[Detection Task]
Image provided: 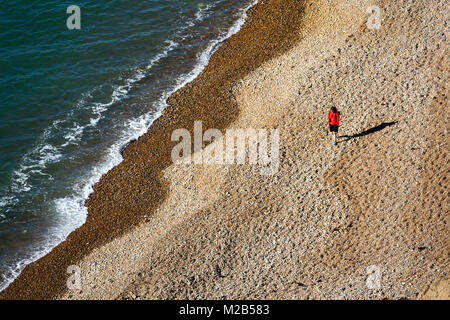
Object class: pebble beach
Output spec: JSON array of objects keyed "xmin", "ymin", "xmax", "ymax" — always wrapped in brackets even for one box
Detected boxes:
[{"xmin": 1, "ymin": 0, "xmax": 448, "ymax": 300}]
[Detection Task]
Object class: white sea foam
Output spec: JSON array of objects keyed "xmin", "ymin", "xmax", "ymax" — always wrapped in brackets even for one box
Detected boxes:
[
  {"xmin": 0, "ymin": 196, "xmax": 17, "ymax": 213},
  {"xmin": 195, "ymin": 3, "xmax": 214, "ymax": 21},
  {"xmin": 0, "ymin": 0, "xmax": 259, "ymax": 293}
]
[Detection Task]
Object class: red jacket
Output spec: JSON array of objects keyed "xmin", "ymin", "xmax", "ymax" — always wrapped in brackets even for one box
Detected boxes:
[{"xmin": 328, "ymin": 110, "xmax": 340, "ymax": 126}]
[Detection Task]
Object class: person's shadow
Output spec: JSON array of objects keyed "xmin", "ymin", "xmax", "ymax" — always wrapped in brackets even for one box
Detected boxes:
[{"xmin": 338, "ymin": 121, "xmax": 398, "ymax": 142}]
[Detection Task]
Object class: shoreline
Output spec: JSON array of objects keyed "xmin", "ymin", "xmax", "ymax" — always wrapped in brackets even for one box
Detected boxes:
[
  {"xmin": 2, "ymin": 0, "xmax": 448, "ymax": 300},
  {"xmin": 0, "ymin": 0, "xmax": 314, "ymax": 300},
  {"xmin": 0, "ymin": 0, "xmax": 258, "ymax": 294},
  {"xmin": 66, "ymin": 0, "xmax": 447, "ymax": 300}
]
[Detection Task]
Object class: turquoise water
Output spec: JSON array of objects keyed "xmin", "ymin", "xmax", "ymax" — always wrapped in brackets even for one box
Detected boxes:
[{"xmin": 0, "ymin": 0, "xmax": 256, "ymax": 291}]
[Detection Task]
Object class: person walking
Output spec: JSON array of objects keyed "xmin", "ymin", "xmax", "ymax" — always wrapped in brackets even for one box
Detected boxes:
[{"xmin": 328, "ymin": 107, "xmax": 340, "ymax": 145}]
